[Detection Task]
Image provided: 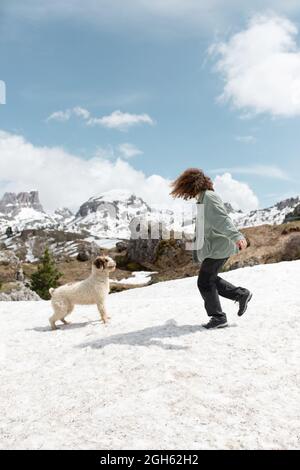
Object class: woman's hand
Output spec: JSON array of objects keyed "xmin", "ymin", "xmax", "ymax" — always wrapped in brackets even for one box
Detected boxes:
[{"xmin": 236, "ymin": 238, "xmax": 247, "ymax": 251}]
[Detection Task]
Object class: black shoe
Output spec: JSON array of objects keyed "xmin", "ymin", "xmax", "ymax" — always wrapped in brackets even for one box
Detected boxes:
[
  {"xmin": 203, "ymin": 316, "xmax": 228, "ymax": 329},
  {"xmin": 237, "ymin": 291, "xmax": 252, "ymax": 317}
]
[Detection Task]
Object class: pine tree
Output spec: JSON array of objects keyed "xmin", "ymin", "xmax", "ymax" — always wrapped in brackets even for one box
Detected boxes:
[
  {"xmin": 6, "ymin": 226, "xmax": 13, "ymax": 238},
  {"xmin": 31, "ymin": 248, "xmax": 62, "ymax": 300}
]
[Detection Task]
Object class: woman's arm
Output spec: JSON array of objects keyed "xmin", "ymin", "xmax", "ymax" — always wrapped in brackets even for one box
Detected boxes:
[{"xmin": 206, "ymin": 191, "xmax": 245, "ymax": 243}]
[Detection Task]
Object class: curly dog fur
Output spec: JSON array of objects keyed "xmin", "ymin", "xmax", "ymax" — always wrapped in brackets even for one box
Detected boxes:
[{"xmin": 49, "ymin": 255, "xmax": 116, "ymax": 330}]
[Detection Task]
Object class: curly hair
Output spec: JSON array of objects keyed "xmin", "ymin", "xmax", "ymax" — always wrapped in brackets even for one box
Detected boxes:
[{"xmin": 170, "ymin": 168, "xmax": 214, "ymax": 200}]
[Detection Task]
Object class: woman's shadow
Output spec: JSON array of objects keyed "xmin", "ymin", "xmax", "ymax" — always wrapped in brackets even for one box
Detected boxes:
[{"xmin": 77, "ymin": 319, "xmax": 205, "ymax": 351}]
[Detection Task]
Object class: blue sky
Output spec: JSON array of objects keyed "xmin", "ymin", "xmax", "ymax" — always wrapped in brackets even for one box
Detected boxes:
[{"xmin": 0, "ymin": 1, "xmax": 300, "ymax": 211}]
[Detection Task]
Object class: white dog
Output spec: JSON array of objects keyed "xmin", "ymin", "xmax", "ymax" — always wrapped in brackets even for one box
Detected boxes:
[{"xmin": 49, "ymin": 255, "xmax": 116, "ymax": 330}]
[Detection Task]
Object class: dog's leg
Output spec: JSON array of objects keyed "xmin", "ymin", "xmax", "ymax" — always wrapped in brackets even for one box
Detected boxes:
[
  {"xmin": 97, "ymin": 302, "xmax": 109, "ymax": 324},
  {"xmin": 49, "ymin": 316, "xmax": 58, "ymax": 330},
  {"xmin": 61, "ymin": 304, "xmax": 74, "ymax": 325},
  {"xmin": 49, "ymin": 300, "xmax": 69, "ymax": 330}
]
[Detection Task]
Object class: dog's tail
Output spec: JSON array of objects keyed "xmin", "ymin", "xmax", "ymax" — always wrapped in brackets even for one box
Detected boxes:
[{"xmin": 49, "ymin": 287, "xmax": 55, "ymax": 297}]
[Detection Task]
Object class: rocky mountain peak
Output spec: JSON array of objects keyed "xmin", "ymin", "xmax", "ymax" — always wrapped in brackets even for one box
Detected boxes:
[
  {"xmin": 224, "ymin": 202, "xmax": 235, "ymax": 214},
  {"xmin": 54, "ymin": 207, "xmax": 74, "ymax": 219},
  {"xmin": 76, "ymin": 190, "xmax": 151, "ymax": 218},
  {"xmin": 0, "ymin": 190, "xmax": 44, "ymax": 216},
  {"xmin": 0, "ymin": 188, "xmax": 299, "ymax": 242},
  {"xmin": 275, "ymin": 196, "xmax": 300, "ymax": 211}
]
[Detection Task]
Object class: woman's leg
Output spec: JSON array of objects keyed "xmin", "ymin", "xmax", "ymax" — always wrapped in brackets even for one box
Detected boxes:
[
  {"xmin": 215, "ymin": 276, "xmax": 248, "ymax": 301},
  {"xmin": 216, "ymin": 275, "xmax": 252, "ymax": 316},
  {"xmin": 197, "ymin": 257, "xmax": 228, "ymax": 318}
]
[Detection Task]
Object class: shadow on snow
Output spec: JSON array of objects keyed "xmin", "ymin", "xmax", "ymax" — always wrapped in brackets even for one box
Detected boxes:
[{"xmin": 77, "ymin": 319, "xmax": 205, "ymax": 351}]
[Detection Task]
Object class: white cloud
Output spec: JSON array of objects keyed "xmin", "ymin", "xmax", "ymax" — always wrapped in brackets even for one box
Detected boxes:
[
  {"xmin": 47, "ymin": 107, "xmax": 90, "ymax": 123},
  {"xmin": 46, "ymin": 107, "xmax": 154, "ymax": 131},
  {"xmin": 73, "ymin": 106, "xmax": 90, "ymax": 119},
  {"xmin": 47, "ymin": 110, "xmax": 71, "ymax": 122},
  {"xmin": 118, "ymin": 143, "xmax": 143, "ymax": 158},
  {"xmin": 235, "ymin": 135, "xmax": 256, "ymax": 144},
  {"xmin": 210, "ymin": 165, "xmax": 290, "ymax": 180},
  {"xmin": 87, "ymin": 110, "xmax": 154, "ymax": 130},
  {"xmin": 0, "ymin": 130, "xmax": 169, "ymax": 211},
  {"xmin": 210, "ymin": 14, "xmax": 300, "ymax": 117},
  {"xmin": 0, "ymin": 130, "xmax": 258, "ymax": 213},
  {"xmin": 213, "ymin": 173, "xmax": 259, "ymax": 211}
]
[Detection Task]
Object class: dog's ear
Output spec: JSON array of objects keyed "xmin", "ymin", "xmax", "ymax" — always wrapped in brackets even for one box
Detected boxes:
[{"xmin": 94, "ymin": 257, "xmax": 105, "ymax": 270}]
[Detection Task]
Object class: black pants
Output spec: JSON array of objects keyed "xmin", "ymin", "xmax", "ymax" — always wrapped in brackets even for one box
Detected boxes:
[{"xmin": 197, "ymin": 258, "xmax": 247, "ymax": 318}]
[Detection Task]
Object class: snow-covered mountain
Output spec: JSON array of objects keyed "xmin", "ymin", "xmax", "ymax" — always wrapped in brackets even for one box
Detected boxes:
[
  {"xmin": 53, "ymin": 207, "xmax": 74, "ymax": 221},
  {"xmin": 0, "ymin": 191, "xmax": 50, "ymax": 229},
  {"xmin": 71, "ymin": 189, "xmax": 152, "ymax": 239},
  {"xmin": 230, "ymin": 196, "xmax": 300, "ymax": 228},
  {"xmin": 0, "ymin": 190, "xmax": 299, "ymax": 242},
  {"xmin": 1, "ymin": 260, "xmax": 299, "ymax": 449},
  {"xmin": 0, "ymin": 190, "xmax": 44, "ymax": 215},
  {"xmin": 0, "ymin": 191, "xmax": 65, "ymax": 232}
]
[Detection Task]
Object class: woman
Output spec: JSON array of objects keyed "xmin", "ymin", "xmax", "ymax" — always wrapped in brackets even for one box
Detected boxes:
[{"xmin": 170, "ymin": 168, "xmax": 252, "ymax": 329}]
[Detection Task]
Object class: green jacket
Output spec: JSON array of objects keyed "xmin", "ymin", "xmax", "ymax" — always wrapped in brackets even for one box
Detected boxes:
[{"xmin": 194, "ymin": 190, "xmax": 244, "ymax": 263}]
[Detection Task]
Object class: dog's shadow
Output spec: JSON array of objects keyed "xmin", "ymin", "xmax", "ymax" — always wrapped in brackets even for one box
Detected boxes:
[
  {"xmin": 77, "ymin": 319, "xmax": 205, "ymax": 351},
  {"xmin": 30, "ymin": 320, "xmax": 99, "ymax": 333}
]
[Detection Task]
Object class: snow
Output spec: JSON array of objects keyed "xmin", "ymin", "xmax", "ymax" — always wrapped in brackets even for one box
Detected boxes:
[
  {"xmin": 232, "ymin": 198, "xmax": 300, "ymax": 228},
  {"xmin": 1, "ymin": 191, "xmax": 299, "ymax": 241},
  {"xmin": 13, "ymin": 207, "xmax": 47, "ymax": 221},
  {"xmin": 0, "ymin": 260, "xmax": 299, "ymax": 450},
  {"xmin": 24, "ymin": 239, "xmax": 37, "ymax": 263},
  {"xmin": 84, "ymin": 237, "xmax": 120, "ymax": 249},
  {"xmin": 113, "ymin": 271, "xmax": 157, "ymax": 286}
]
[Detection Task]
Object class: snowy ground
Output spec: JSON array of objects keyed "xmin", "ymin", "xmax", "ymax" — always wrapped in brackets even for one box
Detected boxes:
[
  {"xmin": 84, "ymin": 237, "xmax": 121, "ymax": 250},
  {"xmin": 0, "ymin": 261, "xmax": 299, "ymax": 450},
  {"xmin": 113, "ymin": 271, "xmax": 157, "ymax": 286}
]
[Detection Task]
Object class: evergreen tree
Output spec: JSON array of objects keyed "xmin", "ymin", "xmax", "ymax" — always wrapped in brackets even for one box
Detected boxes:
[
  {"xmin": 31, "ymin": 248, "xmax": 62, "ymax": 300},
  {"xmin": 6, "ymin": 226, "xmax": 13, "ymax": 238}
]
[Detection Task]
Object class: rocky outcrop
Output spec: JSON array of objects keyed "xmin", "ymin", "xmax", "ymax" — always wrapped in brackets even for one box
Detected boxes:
[
  {"xmin": 0, "ymin": 249, "xmax": 20, "ymax": 266},
  {"xmin": 281, "ymin": 233, "xmax": 300, "ymax": 261},
  {"xmin": 127, "ymin": 237, "xmax": 161, "ymax": 266},
  {"xmin": 12, "ymin": 229, "xmax": 90, "ymax": 262},
  {"xmin": 224, "ymin": 222, "xmax": 300, "ymax": 271},
  {"xmin": 115, "ymin": 240, "xmax": 129, "ymax": 252},
  {"xmin": 0, "ymin": 249, "xmax": 22, "ymax": 284},
  {"xmin": 123, "ymin": 220, "xmax": 300, "ymax": 283},
  {"xmin": 127, "ymin": 220, "xmax": 193, "ymax": 269},
  {"xmin": 76, "ymin": 241, "xmax": 100, "ymax": 262},
  {"xmin": 0, "ymin": 283, "xmax": 41, "ymax": 301}
]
